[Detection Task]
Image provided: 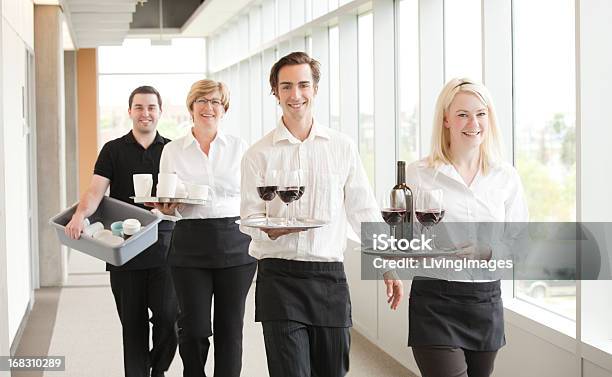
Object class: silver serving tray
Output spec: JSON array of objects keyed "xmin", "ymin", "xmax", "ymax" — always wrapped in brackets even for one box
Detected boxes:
[
  {"xmin": 131, "ymin": 196, "xmax": 209, "ymax": 205},
  {"xmin": 236, "ymin": 217, "xmax": 328, "ymax": 230},
  {"xmin": 359, "ymin": 246, "xmax": 460, "ymax": 258}
]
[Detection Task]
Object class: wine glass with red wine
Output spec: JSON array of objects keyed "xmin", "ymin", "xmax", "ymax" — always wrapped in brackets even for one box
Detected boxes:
[
  {"xmin": 276, "ymin": 170, "xmax": 304, "ymax": 226},
  {"xmin": 256, "ymin": 170, "xmax": 279, "ymax": 225},
  {"xmin": 415, "ymin": 189, "xmax": 445, "ymax": 249},
  {"xmin": 379, "ymin": 194, "xmax": 406, "ymax": 245}
]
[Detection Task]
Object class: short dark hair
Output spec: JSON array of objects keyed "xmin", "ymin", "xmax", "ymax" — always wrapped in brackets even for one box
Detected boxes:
[
  {"xmin": 128, "ymin": 86, "xmax": 162, "ymax": 111},
  {"xmin": 269, "ymin": 52, "xmax": 321, "ymax": 96}
]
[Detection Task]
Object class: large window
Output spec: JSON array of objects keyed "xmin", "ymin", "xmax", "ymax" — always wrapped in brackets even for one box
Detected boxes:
[
  {"xmin": 358, "ymin": 13, "xmax": 375, "ymax": 186},
  {"xmin": 305, "ymin": 35, "xmax": 313, "ymax": 55},
  {"xmin": 513, "ymin": 0, "xmax": 576, "ymax": 320},
  {"xmin": 98, "ymin": 38, "xmax": 206, "ymax": 146},
  {"xmin": 397, "ymin": 0, "xmax": 419, "ymax": 163},
  {"xmin": 329, "ymin": 26, "xmax": 340, "ymax": 130},
  {"xmin": 444, "ymin": 0, "xmax": 482, "ymax": 81}
]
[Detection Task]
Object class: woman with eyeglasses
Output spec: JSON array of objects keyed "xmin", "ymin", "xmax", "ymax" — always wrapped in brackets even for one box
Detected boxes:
[
  {"xmin": 404, "ymin": 78, "xmax": 528, "ymax": 377},
  {"xmin": 154, "ymin": 79, "xmax": 256, "ymax": 377}
]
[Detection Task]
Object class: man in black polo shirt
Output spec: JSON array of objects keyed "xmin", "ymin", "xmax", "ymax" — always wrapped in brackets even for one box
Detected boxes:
[{"xmin": 65, "ymin": 86, "xmax": 178, "ymax": 377}]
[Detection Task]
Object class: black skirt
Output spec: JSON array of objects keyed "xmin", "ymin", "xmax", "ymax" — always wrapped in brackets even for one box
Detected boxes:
[
  {"xmin": 255, "ymin": 258, "xmax": 352, "ymax": 328},
  {"xmin": 408, "ymin": 277, "xmax": 505, "ymax": 351},
  {"xmin": 169, "ymin": 217, "xmax": 255, "ymax": 268}
]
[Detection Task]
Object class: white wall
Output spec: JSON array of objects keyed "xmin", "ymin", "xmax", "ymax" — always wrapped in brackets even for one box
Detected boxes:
[
  {"xmin": 579, "ymin": 0, "xmax": 612, "ymax": 223},
  {"xmin": 578, "ymin": 0, "xmax": 612, "ymax": 367},
  {"xmin": 0, "ymin": 0, "xmax": 9, "ymax": 361},
  {"xmin": 496, "ymin": 323, "xmax": 577, "ymax": 377},
  {"xmin": 585, "ymin": 361, "xmax": 612, "ymax": 377},
  {"xmin": 1, "ymin": 0, "xmax": 34, "ymax": 350}
]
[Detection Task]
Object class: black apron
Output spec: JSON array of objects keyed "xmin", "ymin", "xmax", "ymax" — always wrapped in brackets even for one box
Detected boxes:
[
  {"xmin": 255, "ymin": 258, "xmax": 352, "ymax": 328},
  {"xmin": 408, "ymin": 277, "xmax": 505, "ymax": 352},
  {"xmin": 169, "ymin": 217, "xmax": 255, "ymax": 268}
]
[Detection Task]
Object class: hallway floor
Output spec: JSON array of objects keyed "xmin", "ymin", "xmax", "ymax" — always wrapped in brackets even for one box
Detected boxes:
[{"xmin": 14, "ymin": 251, "xmax": 415, "ymax": 377}]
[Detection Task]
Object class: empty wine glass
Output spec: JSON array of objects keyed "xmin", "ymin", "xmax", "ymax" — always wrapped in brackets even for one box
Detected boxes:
[
  {"xmin": 256, "ymin": 170, "xmax": 279, "ymax": 225},
  {"xmin": 415, "ymin": 189, "xmax": 445, "ymax": 250},
  {"xmin": 379, "ymin": 193, "xmax": 406, "ymax": 245}
]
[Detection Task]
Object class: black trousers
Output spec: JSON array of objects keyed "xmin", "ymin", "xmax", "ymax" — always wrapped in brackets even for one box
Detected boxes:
[
  {"xmin": 262, "ymin": 320, "xmax": 351, "ymax": 377},
  {"xmin": 110, "ymin": 266, "xmax": 179, "ymax": 377},
  {"xmin": 171, "ymin": 262, "xmax": 256, "ymax": 377},
  {"xmin": 412, "ymin": 346, "xmax": 498, "ymax": 377}
]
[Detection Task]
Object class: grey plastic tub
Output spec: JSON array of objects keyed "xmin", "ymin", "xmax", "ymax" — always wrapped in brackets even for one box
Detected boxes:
[{"xmin": 49, "ymin": 196, "xmax": 162, "ymax": 266}]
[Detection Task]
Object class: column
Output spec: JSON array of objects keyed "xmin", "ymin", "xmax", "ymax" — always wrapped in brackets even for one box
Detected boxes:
[
  {"xmin": 76, "ymin": 49, "xmax": 98, "ymax": 196},
  {"xmin": 64, "ymin": 51, "xmax": 79, "ymax": 206},
  {"xmin": 34, "ymin": 5, "xmax": 67, "ymax": 286}
]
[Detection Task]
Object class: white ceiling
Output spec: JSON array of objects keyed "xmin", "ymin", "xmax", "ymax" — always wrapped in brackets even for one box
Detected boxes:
[
  {"xmin": 62, "ymin": 0, "xmax": 143, "ymax": 48},
  {"xmin": 180, "ymin": 0, "xmax": 254, "ymax": 37},
  {"xmin": 61, "ymin": 0, "xmax": 252, "ymax": 48}
]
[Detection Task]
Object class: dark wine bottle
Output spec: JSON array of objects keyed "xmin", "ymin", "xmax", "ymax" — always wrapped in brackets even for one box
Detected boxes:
[{"xmin": 390, "ymin": 161, "xmax": 413, "ymax": 240}]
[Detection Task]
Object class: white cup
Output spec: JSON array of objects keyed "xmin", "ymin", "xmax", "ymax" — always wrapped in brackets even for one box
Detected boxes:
[
  {"xmin": 123, "ymin": 218, "xmax": 142, "ymax": 238},
  {"xmin": 93, "ymin": 229, "xmax": 112, "ymax": 240},
  {"xmin": 157, "ymin": 173, "xmax": 178, "ymax": 198},
  {"xmin": 185, "ymin": 183, "xmax": 213, "ymax": 200},
  {"xmin": 98, "ymin": 234, "xmax": 124, "ymax": 247},
  {"xmin": 133, "ymin": 174, "xmax": 153, "ymax": 197},
  {"xmin": 83, "ymin": 222, "xmax": 104, "ymax": 237}
]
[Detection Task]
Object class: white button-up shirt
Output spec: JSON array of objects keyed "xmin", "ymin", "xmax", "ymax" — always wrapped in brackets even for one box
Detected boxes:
[
  {"xmin": 405, "ymin": 159, "xmax": 529, "ymax": 223},
  {"xmin": 240, "ymin": 119, "xmax": 381, "ymax": 262},
  {"xmin": 160, "ymin": 128, "xmax": 247, "ymax": 219},
  {"xmin": 405, "ymin": 158, "xmax": 529, "ymax": 281}
]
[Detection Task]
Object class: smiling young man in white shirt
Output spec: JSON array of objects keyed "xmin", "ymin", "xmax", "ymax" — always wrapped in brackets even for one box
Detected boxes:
[{"xmin": 240, "ymin": 52, "xmax": 403, "ymax": 377}]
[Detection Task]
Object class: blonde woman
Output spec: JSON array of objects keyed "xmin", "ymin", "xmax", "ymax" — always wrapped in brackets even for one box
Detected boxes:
[
  {"xmin": 156, "ymin": 79, "xmax": 256, "ymax": 377},
  {"xmin": 405, "ymin": 78, "xmax": 528, "ymax": 377}
]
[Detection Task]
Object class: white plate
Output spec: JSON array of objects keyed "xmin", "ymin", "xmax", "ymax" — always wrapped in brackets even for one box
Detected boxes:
[
  {"xmin": 236, "ymin": 217, "xmax": 328, "ymax": 230},
  {"xmin": 359, "ymin": 246, "xmax": 460, "ymax": 258},
  {"xmin": 131, "ymin": 196, "xmax": 209, "ymax": 205}
]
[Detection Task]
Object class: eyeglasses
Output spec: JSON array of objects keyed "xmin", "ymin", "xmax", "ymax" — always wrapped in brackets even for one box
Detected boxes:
[{"xmin": 194, "ymin": 98, "xmax": 223, "ymax": 107}]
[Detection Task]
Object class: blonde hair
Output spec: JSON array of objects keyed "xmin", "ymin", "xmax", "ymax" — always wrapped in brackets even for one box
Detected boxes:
[
  {"xmin": 428, "ymin": 78, "xmax": 504, "ymax": 175},
  {"xmin": 186, "ymin": 79, "xmax": 230, "ymax": 112}
]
